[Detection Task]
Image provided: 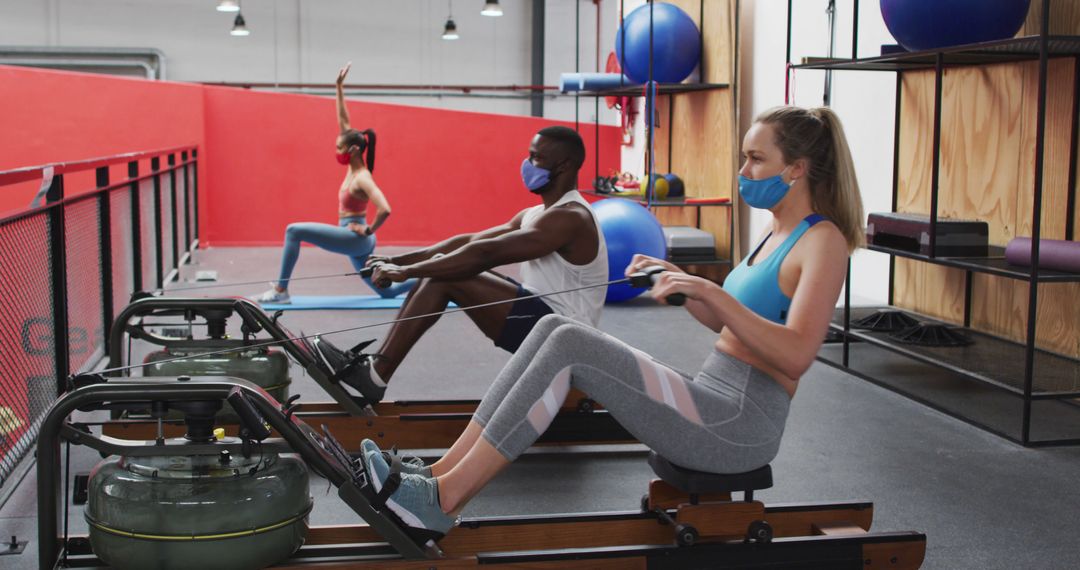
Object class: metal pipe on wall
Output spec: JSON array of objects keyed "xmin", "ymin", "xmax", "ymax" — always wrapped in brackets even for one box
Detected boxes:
[
  {"xmin": 0, "ymin": 46, "xmax": 167, "ymax": 79},
  {"xmin": 532, "ymin": 0, "xmax": 546, "ymax": 117}
]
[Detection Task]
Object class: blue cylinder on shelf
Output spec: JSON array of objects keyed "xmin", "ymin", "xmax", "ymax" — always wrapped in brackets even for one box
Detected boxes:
[{"xmin": 559, "ymin": 73, "xmax": 638, "ymax": 93}]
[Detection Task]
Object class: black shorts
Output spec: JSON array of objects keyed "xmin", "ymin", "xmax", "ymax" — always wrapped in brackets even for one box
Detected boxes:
[{"xmin": 494, "ymin": 280, "xmax": 555, "ymax": 352}]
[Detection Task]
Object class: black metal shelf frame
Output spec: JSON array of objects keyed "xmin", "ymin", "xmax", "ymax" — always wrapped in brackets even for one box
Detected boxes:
[
  {"xmin": 573, "ymin": 82, "xmax": 730, "ymax": 98},
  {"xmin": 865, "ymin": 245, "xmax": 1080, "ymax": 283},
  {"xmin": 828, "ymin": 307, "xmax": 1080, "ymax": 399},
  {"xmin": 788, "ymin": 0, "xmax": 1080, "ymax": 446},
  {"xmin": 569, "ymin": 0, "xmax": 739, "ymax": 273}
]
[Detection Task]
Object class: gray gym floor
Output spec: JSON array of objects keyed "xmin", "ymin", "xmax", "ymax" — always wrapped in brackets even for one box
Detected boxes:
[{"xmin": 3, "ymin": 246, "xmax": 1079, "ymax": 569}]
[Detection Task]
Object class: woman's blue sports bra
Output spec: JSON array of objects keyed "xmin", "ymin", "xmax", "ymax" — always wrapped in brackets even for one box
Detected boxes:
[{"xmin": 722, "ymin": 214, "xmax": 826, "ymax": 324}]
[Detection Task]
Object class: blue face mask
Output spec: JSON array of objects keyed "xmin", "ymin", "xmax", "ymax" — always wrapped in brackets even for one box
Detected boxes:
[
  {"xmin": 521, "ymin": 158, "xmax": 551, "ymax": 193},
  {"xmin": 738, "ymin": 168, "xmax": 792, "ymax": 209}
]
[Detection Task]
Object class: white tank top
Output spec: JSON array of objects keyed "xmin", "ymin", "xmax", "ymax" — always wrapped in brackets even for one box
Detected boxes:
[{"xmin": 520, "ymin": 190, "xmax": 608, "ymax": 326}]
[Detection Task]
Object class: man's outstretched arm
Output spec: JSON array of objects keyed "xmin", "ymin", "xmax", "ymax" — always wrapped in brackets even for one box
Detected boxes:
[
  {"xmin": 375, "ymin": 210, "xmax": 528, "ymax": 267},
  {"xmin": 380, "ymin": 208, "xmax": 586, "ymax": 282}
]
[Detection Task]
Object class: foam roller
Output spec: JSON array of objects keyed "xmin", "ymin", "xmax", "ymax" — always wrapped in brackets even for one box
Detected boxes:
[
  {"xmin": 1004, "ymin": 237, "xmax": 1080, "ymax": 273},
  {"xmin": 559, "ymin": 73, "xmax": 583, "ymax": 93},
  {"xmin": 558, "ymin": 73, "xmax": 637, "ymax": 93}
]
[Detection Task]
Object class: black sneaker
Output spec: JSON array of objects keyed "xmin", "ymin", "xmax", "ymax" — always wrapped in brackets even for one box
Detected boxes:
[{"xmin": 313, "ymin": 337, "xmax": 387, "ymax": 403}]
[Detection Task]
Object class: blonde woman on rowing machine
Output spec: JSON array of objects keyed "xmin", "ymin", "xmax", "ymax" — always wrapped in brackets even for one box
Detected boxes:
[{"xmin": 358, "ymin": 105, "xmax": 865, "ymax": 543}]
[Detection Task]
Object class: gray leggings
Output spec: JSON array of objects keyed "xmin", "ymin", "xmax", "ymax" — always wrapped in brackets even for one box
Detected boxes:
[{"xmin": 474, "ymin": 314, "xmax": 791, "ymax": 474}]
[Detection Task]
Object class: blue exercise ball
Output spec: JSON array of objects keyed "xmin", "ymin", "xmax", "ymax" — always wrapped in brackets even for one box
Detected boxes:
[
  {"xmin": 880, "ymin": 0, "xmax": 1030, "ymax": 52},
  {"xmin": 593, "ymin": 198, "xmax": 668, "ymax": 303},
  {"xmin": 615, "ymin": 2, "xmax": 701, "ymax": 84}
]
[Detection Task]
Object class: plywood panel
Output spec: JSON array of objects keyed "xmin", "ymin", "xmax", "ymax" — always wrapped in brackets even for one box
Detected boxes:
[
  {"xmin": 970, "ymin": 277, "xmax": 1080, "ymax": 357},
  {"xmin": 652, "ymin": 206, "xmax": 697, "ymax": 227},
  {"xmin": 667, "ymin": 86, "xmax": 735, "ymax": 269},
  {"xmin": 896, "ymin": 71, "xmax": 934, "ymax": 214},
  {"xmin": 652, "ymin": 95, "xmax": 672, "ymax": 174},
  {"xmin": 671, "ymin": 90, "xmax": 734, "ymax": 200},
  {"xmin": 649, "ymin": 0, "xmax": 737, "ymax": 274},
  {"xmin": 939, "ymin": 65, "xmax": 1025, "ymax": 245},
  {"xmin": 895, "ymin": 54, "xmax": 1080, "ymax": 357},
  {"xmin": 664, "ymin": 0, "xmax": 733, "ymax": 84},
  {"xmin": 651, "ymin": 205, "xmax": 733, "ymax": 282},
  {"xmin": 892, "ymin": 259, "xmax": 965, "ymax": 323},
  {"xmin": 1021, "ymin": 1, "xmax": 1080, "ymax": 35},
  {"xmin": 896, "ymin": 64, "xmax": 1027, "ymax": 239},
  {"xmin": 1015, "ymin": 58, "xmax": 1075, "ymax": 241}
]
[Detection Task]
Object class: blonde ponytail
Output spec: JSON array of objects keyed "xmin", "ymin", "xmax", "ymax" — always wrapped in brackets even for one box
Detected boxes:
[
  {"xmin": 755, "ymin": 106, "xmax": 866, "ymax": 252},
  {"xmin": 808, "ymin": 107, "xmax": 865, "ymax": 250}
]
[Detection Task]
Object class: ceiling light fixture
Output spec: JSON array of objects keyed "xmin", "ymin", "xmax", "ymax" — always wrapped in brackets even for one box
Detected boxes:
[
  {"xmin": 481, "ymin": 0, "xmax": 503, "ymax": 17},
  {"xmin": 216, "ymin": 0, "xmax": 239, "ymax": 13},
  {"xmin": 231, "ymin": 13, "xmax": 250, "ymax": 36},
  {"xmin": 442, "ymin": 1, "xmax": 459, "ymax": 40}
]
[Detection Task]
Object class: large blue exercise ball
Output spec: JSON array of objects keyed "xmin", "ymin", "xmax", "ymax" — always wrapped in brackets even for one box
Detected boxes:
[
  {"xmin": 615, "ymin": 2, "xmax": 702, "ymax": 84},
  {"xmin": 880, "ymin": 0, "xmax": 1031, "ymax": 52},
  {"xmin": 593, "ymin": 198, "xmax": 668, "ymax": 303}
]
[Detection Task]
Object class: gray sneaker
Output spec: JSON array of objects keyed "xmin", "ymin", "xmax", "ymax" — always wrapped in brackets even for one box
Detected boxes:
[
  {"xmin": 362, "ymin": 448, "xmax": 455, "ymax": 539},
  {"xmin": 360, "ymin": 439, "xmax": 431, "ymax": 477}
]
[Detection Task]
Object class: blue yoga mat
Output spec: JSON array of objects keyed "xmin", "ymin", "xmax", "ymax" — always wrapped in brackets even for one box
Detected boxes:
[{"xmin": 260, "ymin": 295, "xmax": 458, "ymax": 311}]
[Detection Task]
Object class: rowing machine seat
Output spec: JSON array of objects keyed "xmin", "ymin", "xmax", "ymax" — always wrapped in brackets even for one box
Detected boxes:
[{"xmin": 648, "ymin": 452, "xmax": 772, "ymax": 501}]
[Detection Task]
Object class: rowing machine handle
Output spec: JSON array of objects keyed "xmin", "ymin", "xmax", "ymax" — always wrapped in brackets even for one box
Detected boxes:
[{"xmin": 629, "ymin": 266, "xmax": 687, "ymax": 307}]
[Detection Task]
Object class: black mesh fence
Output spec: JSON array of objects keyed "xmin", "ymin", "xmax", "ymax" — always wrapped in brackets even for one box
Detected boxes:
[
  {"xmin": 160, "ymin": 169, "xmax": 175, "ymax": 274},
  {"xmin": 0, "ymin": 147, "xmax": 198, "ymax": 489},
  {"xmin": 110, "ymin": 187, "xmax": 134, "ymax": 321},
  {"xmin": 176, "ymin": 161, "xmax": 189, "ymax": 255},
  {"xmin": 64, "ymin": 198, "xmax": 104, "ymax": 374},
  {"xmin": 139, "ymin": 178, "xmax": 158, "ymax": 290},
  {"xmin": 0, "ymin": 214, "xmax": 56, "ymax": 488}
]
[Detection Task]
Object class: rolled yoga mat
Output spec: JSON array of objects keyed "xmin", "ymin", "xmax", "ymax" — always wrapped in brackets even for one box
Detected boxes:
[
  {"xmin": 558, "ymin": 72, "xmax": 637, "ymax": 92},
  {"xmin": 1004, "ymin": 237, "xmax": 1080, "ymax": 273}
]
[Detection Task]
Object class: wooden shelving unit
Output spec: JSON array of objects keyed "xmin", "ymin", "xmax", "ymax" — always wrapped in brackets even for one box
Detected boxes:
[{"xmin": 792, "ymin": 0, "xmax": 1080, "ymax": 446}]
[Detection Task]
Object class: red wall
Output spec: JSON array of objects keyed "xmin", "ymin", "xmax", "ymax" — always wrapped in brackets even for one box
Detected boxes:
[
  {"xmin": 201, "ymin": 87, "xmax": 621, "ymax": 246},
  {"xmin": 0, "ymin": 65, "xmax": 205, "ymax": 216},
  {"xmin": 1, "ymin": 65, "xmax": 621, "ymax": 246}
]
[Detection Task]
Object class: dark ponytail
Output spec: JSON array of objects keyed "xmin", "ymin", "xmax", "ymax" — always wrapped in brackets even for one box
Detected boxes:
[
  {"xmin": 340, "ymin": 128, "xmax": 376, "ymax": 172},
  {"xmin": 362, "ymin": 129, "xmax": 376, "ymax": 172}
]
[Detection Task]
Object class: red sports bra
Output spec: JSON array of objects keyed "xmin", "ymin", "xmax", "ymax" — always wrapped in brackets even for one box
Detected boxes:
[{"xmin": 339, "ymin": 186, "xmax": 369, "ymax": 215}]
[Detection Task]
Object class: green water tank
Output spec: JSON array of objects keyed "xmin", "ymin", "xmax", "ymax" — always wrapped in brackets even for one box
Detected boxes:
[
  {"xmin": 143, "ymin": 347, "xmax": 291, "ymax": 406},
  {"xmin": 86, "ymin": 445, "xmax": 311, "ymax": 570}
]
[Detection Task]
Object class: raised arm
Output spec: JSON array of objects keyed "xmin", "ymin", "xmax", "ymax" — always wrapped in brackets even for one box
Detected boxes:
[{"xmin": 336, "ymin": 62, "xmax": 352, "ymax": 133}]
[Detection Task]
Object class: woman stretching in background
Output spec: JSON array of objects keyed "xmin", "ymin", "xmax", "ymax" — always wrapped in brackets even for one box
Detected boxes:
[{"xmin": 256, "ymin": 62, "xmax": 415, "ymax": 303}]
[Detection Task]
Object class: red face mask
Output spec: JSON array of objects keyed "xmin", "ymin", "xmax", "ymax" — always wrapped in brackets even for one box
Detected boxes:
[{"xmin": 336, "ymin": 150, "xmax": 352, "ymax": 165}]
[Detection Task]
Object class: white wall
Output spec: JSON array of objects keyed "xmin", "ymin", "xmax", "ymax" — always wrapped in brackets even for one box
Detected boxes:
[
  {"xmin": 741, "ymin": 0, "xmax": 895, "ymax": 305},
  {"xmin": 0, "ymin": 0, "xmax": 620, "ymax": 123},
  {"xmin": 544, "ymin": 0, "xmax": 620, "ymax": 124}
]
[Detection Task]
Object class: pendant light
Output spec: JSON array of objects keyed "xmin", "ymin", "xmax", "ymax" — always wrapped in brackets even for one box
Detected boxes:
[
  {"xmin": 481, "ymin": 1, "xmax": 503, "ymax": 17},
  {"xmin": 442, "ymin": 1, "xmax": 460, "ymax": 40}
]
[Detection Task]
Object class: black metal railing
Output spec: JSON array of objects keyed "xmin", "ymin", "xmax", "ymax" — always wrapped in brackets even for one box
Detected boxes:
[{"xmin": 0, "ymin": 145, "xmax": 198, "ymax": 488}]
